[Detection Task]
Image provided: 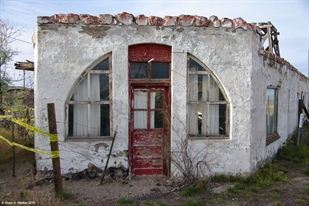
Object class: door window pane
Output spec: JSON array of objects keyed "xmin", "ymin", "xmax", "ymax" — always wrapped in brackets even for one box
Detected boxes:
[
  {"xmin": 134, "ymin": 111, "xmax": 147, "ymax": 129},
  {"xmin": 150, "ymin": 90, "xmax": 163, "ymax": 109},
  {"xmin": 151, "ymin": 63, "xmax": 169, "ymax": 79},
  {"xmin": 150, "ymin": 111, "xmax": 164, "ymax": 128},
  {"xmin": 134, "ymin": 90, "xmax": 147, "ymax": 109},
  {"xmin": 130, "ymin": 62, "xmax": 148, "ymax": 78}
]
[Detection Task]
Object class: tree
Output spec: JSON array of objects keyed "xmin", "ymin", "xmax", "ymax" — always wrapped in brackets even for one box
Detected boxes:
[{"xmin": 0, "ymin": 17, "xmax": 21, "ymax": 114}]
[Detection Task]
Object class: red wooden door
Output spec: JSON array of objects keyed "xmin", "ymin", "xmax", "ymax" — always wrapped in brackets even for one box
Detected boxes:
[{"xmin": 130, "ymin": 86, "xmax": 170, "ymax": 176}]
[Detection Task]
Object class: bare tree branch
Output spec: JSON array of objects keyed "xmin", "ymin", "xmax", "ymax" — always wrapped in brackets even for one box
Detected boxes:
[
  {"xmin": 0, "ymin": 17, "xmax": 22, "ymax": 114},
  {"xmin": 0, "ymin": 17, "xmax": 21, "ymax": 68}
]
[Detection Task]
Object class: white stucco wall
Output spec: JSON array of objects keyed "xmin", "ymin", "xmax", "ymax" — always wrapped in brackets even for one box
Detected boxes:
[
  {"xmin": 250, "ymin": 35, "xmax": 308, "ymax": 172},
  {"xmin": 35, "ymin": 19, "xmax": 308, "ymax": 177}
]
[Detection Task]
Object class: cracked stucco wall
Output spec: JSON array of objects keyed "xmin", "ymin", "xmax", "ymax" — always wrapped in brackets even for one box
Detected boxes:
[{"xmin": 34, "ymin": 14, "xmax": 308, "ymax": 177}]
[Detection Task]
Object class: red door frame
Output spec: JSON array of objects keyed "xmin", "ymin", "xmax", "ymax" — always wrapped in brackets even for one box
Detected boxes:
[
  {"xmin": 128, "ymin": 44, "xmax": 171, "ymax": 176},
  {"xmin": 129, "ymin": 85, "xmax": 170, "ymax": 176}
]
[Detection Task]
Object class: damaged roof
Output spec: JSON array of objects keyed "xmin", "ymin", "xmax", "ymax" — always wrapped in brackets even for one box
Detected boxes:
[
  {"xmin": 37, "ymin": 12, "xmax": 257, "ymax": 31},
  {"xmin": 36, "ymin": 12, "xmax": 306, "ymax": 79}
]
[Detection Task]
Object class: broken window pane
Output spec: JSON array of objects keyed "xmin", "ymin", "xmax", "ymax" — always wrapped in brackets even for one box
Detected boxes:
[
  {"xmin": 100, "ymin": 104, "xmax": 110, "ymax": 136},
  {"xmin": 68, "ymin": 104, "xmax": 74, "ymax": 136},
  {"xmin": 130, "ymin": 62, "xmax": 148, "ymax": 79},
  {"xmin": 219, "ymin": 105, "xmax": 226, "ymax": 135}
]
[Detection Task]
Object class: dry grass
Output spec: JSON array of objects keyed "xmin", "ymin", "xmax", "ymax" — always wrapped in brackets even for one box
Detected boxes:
[
  {"xmin": 3, "ymin": 186, "xmax": 61, "ymax": 206},
  {"xmin": 1, "ymin": 160, "xmax": 61, "ymax": 206},
  {"xmin": 0, "ymin": 127, "xmax": 33, "ymax": 161},
  {"xmin": 0, "ymin": 126, "xmax": 58, "ymax": 205},
  {"xmin": 0, "ymin": 127, "xmax": 15, "ymax": 161},
  {"xmin": 20, "ymin": 187, "xmax": 61, "ymax": 206}
]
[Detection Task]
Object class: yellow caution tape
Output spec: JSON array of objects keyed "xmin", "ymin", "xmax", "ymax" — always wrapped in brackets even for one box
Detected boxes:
[
  {"xmin": 5, "ymin": 108, "xmax": 34, "ymax": 113},
  {"xmin": 0, "ymin": 116, "xmax": 57, "ymax": 142},
  {"xmin": 49, "ymin": 134, "xmax": 58, "ymax": 142},
  {"xmin": 0, "ymin": 135, "xmax": 49, "ymax": 156},
  {"xmin": 0, "ymin": 116, "xmax": 60, "ymax": 158},
  {"xmin": 0, "ymin": 115, "xmax": 13, "ymax": 119},
  {"xmin": 11, "ymin": 118, "xmax": 58, "ymax": 142},
  {"xmin": 50, "ymin": 150, "xmax": 60, "ymax": 158}
]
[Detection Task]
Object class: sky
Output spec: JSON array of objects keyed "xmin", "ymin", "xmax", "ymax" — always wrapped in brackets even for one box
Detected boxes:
[{"xmin": 0, "ymin": 0, "xmax": 308, "ymax": 87}]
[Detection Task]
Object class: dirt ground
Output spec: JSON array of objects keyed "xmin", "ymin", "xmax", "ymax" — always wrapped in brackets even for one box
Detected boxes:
[
  {"xmin": 1, "ymin": 149, "xmax": 309, "ymax": 206},
  {"xmin": 2, "ymin": 150, "xmax": 176, "ymax": 206}
]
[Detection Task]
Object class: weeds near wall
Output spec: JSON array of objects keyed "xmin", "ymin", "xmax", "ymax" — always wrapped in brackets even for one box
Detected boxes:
[
  {"xmin": 161, "ymin": 107, "xmax": 214, "ymax": 183},
  {"xmin": 0, "ymin": 127, "xmax": 33, "ymax": 161},
  {"xmin": 170, "ymin": 136, "xmax": 212, "ymax": 182}
]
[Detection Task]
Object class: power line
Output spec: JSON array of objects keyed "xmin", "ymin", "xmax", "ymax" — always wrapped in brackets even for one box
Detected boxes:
[{"xmin": 11, "ymin": 37, "xmax": 32, "ymax": 45}]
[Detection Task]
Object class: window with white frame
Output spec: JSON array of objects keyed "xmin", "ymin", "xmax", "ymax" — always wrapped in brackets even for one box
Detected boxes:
[
  {"xmin": 266, "ymin": 88, "xmax": 278, "ymax": 136},
  {"xmin": 67, "ymin": 56, "xmax": 111, "ymax": 138},
  {"xmin": 188, "ymin": 57, "xmax": 229, "ymax": 137}
]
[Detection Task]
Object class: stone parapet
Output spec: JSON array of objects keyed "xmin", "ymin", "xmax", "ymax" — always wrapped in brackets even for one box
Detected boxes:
[{"xmin": 37, "ymin": 12, "xmax": 255, "ymax": 31}]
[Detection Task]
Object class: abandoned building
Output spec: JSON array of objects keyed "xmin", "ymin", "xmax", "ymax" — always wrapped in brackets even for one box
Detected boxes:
[{"xmin": 34, "ymin": 12, "xmax": 308, "ymax": 177}]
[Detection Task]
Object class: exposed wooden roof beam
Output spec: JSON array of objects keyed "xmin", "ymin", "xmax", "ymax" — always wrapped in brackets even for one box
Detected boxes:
[{"xmin": 14, "ymin": 60, "xmax": 34, "ymax": 71}]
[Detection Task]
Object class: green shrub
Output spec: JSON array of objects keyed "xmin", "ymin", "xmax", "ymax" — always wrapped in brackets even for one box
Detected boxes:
[
  {"xmin": 156, "ymin": 201, "xmax": 171, "ymax": 206},
  {"xmin": 211, "ymin": 174, "xmax": 243, "ymax": 183},
  {"xmin": 55, "ymin": 190, "xmax": 74, "ymax": 201},
  {"xmin": 182, "ymin": 199, "xmax": 205, "ymax": 206},
  {"xmin": 116, "ymin": 198, "xmax": 135, "ymax": 205}
]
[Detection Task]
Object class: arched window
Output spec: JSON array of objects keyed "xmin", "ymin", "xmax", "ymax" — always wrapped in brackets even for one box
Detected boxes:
[
  {"xmin": 188, "ymin": 56, "xmax": 229, "ymax": 137},
  {"xmin": 67, "ymin": 55, "xmax": 111, "ymax": 138}
]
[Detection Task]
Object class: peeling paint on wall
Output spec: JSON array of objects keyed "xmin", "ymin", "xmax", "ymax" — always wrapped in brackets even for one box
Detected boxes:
[
  {"xmin": 78, "ymin": 26, "xmax": 111, "ymax": 38},
  {"xmin": 35, "ymin": 12, "xmax": 308, "ymax": 177}
]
